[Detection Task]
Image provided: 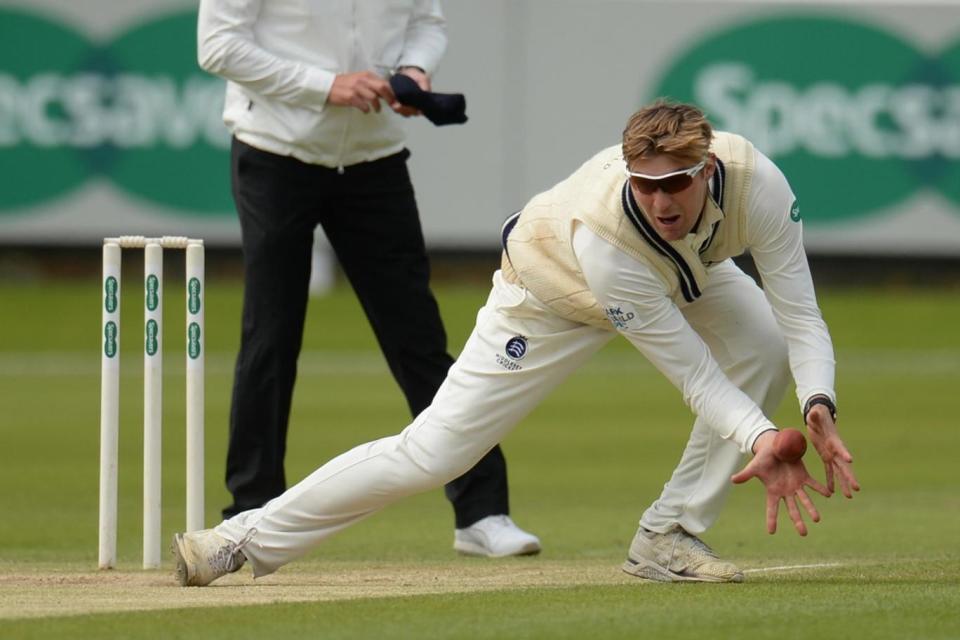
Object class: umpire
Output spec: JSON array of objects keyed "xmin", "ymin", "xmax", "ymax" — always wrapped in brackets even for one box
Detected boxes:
[{"xmin": 197, "ymin": 0, "xmax": 539, "ymax": 557}]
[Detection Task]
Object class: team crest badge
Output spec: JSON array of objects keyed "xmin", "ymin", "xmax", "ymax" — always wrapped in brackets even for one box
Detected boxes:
[{"xmin": 505, "ymin": 336, "xmax": 528, "ymax": 360}]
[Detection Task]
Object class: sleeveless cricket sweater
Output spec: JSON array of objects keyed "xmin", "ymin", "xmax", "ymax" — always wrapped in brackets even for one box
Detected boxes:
[{"xmin": 501, "ymin": 131, "xmax": 756, "ymax": 329}]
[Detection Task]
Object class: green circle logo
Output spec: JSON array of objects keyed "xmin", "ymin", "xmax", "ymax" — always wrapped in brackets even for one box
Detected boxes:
[
  {"xmin": 651, "ymin": 15, "xmax": 960, "ymax": 224},
  {"xmin": 0, "ymin": 8, "xmax": 231, "ymax": 214}
]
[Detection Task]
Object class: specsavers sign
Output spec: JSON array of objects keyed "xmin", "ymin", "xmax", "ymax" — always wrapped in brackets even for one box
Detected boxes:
[
  {"xmin": 2, "ymin": 4, "xmax": 959, "ymax": 252},
  {"xmin": 653, "ymin": 14, "xmax": 960, "ymax": 232},
  {"xmin": 0, "ymin": 7, "xmax": 230, "ymax": 216}
]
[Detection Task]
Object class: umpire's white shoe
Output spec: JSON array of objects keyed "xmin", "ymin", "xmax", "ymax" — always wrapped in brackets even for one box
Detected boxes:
[
  {"xmin": 622, "ymin": 525, "xmax": 743, "ymax": 583},
  {"xmin": 454, "ymin": 515, "xmax": 542, "ymax": 558},
  {"xmin": 172, "ymin": 528, "xmax": 254, "ymax": 587}
]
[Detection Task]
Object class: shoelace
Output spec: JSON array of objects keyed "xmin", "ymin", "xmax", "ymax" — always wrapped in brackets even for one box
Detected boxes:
[
  {"xmin": 686, "ymin": 534, "xmax": 718, "ymax": 558},
  {"xmin": 665, "ymin": 529, "xmax": 719, "ymax": 570},
  {"xmin": 672, "ymin": 530, "xmax": 718, "ymax": 563},
  {"xmin": 210, "ymin": 528, "xmax": 257, "ymax": 574}
]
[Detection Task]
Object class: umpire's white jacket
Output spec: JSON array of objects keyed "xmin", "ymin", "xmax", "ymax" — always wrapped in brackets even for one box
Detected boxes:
[{"xmin": 198, "ymin": 0, "xmax": 447, "ymax": 168}]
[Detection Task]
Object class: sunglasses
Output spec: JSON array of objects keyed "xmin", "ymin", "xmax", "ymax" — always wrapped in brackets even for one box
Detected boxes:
[{"xmin": 623, "ymin": 159, "xmax": 707, "ymax": 195}]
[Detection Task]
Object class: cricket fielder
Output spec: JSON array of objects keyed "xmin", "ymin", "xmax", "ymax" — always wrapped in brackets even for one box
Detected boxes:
[{"xmin": 174, "ymin": 100, "xmax": 859, "ymax": 586}]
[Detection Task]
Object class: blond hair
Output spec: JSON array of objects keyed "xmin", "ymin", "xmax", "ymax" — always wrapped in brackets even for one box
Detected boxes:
[{"xmin": 622, "ymin": 99, "xmax": 713, "ymax": 166}]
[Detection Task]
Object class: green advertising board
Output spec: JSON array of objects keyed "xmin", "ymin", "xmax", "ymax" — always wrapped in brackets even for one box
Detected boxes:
[
  {"xmin": 651, "ymin": 14, "xmax": 960, "ymax": 226},
  {"xmin": 0, "ymin": 7, "xmax": 231, "ymax": 215},
  {"xmin": 2, "ymin": 3, "xmax": 958, "ymax": 252}
]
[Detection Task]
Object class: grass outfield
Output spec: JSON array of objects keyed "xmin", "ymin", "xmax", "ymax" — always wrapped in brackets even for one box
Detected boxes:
[{"xmin": 0, "ymin": 274, "xmax": 957, "ymax": 638}]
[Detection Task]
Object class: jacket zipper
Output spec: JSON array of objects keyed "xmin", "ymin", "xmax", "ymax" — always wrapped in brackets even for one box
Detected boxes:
[
  {"xmin": 335, "ymin": 113, "xmax": 350, "ymax": 174},
  {"xmin": 335, "ymin": 0, "xmax": 358, "ymax": 174}
]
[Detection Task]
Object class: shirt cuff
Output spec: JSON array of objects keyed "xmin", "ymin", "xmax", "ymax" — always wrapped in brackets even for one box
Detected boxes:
[
  {"xmin": 798, "ymin": 389, "xmax": 837, "ymax": 414},
  {"xmin": 396, "ymin": 55, "xmax": 439, "ymax": 77},
  {"xmin": 721, "ymin": 403, "xmax": 777, "ymax": 454},
  {"xmin": 745, "ymin": 426, "xmax": 779, "ymax": 454},
  {"xmin": 299, "ymin": 65, "xmax": 337, "ymax": 108}
]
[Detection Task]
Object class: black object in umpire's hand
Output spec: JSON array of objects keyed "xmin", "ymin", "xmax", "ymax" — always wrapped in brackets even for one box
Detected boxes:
[{"xmin": 389, "ymin": 74, "xmax": 468, "ymax": 126}]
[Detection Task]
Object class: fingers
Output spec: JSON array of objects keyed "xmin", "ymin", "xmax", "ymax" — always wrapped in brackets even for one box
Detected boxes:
[
  {"xmin": 832, "ymin": 438, "xmax": 858, "ymax": 498},
  {"xmin": 331, "ymin": 72, "xmax": 396, "ymax": 114},
  {"xmin": 785, "ymin": 495, "xmax": 807, "ymax": 536},
  {"xmin": 731, "ymin": 458, "xmax": 760, "ymax": 485},
  {"xmin": 836, "ymin": 461, "xmax": 861, "ymax": 499},
  {"xmin": 826, "ymin": 436, "xmax": 853, "ymax": 463},
  {"xmin": 391, "ymin": 104, "xmax": 422, "ymax": 117},
  {"xmin": 352, "ymin": 85, "xmax": 381, "ymax": 112},
  {"xmin": 731, "ymin": 467, "xmax": 754, "ymax": 485},
  {"xmin": 359, "ymin": 71, "xmax": 395, "ymax": 104},
  {"xmin": 766, "ymin": 493, "xmax": 778, "ymax": 534},
  {"xmin": 805, "ymin": 474, "xmax": 831, "ymax": 498},
  {"xmin": 846, "ymin": 467, "xmax": 861, "ymax": 492},
  {"xmin": 796, "ymin": 487, "xmax": 821, "ymax": 523},
  {"xmin": 838, "ymin": 474, "xmax": 853, "ymax": 499}
]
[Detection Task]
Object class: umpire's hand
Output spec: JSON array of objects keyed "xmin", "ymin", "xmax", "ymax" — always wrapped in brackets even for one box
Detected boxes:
[{"xmin": 328, "ymin": 70, "xmax": 398, "ymax": 113}]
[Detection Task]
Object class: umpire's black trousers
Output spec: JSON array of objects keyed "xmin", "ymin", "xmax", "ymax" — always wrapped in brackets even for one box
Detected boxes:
[{"xmin": 224, "ymin": 138, "xmax": 509, "ymax": 528}]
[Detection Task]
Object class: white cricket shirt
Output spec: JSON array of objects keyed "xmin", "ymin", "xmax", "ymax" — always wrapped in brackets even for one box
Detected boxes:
[{"xmin": 573, "ymin": 149, "xmax": 836, "ymax": 452}]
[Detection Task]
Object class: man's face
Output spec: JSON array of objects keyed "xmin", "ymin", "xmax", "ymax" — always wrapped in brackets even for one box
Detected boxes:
[{"xmin": 626, "ymin": 154, "xmax": 715, "ymax": 241}]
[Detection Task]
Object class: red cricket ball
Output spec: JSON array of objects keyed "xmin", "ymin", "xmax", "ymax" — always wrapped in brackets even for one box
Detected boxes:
[{"xmin": 773, "ymin": 428, "xmax": 807, "ymax": 462}]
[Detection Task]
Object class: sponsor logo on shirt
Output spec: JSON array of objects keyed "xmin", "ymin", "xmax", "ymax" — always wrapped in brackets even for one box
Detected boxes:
[
  {"xmin": 604, "ymin": 304, "xmax": 638, "ymax": 330},
  {"xmin": 790, "ymin": 199, "xmax": 802, "ymax": 222}
]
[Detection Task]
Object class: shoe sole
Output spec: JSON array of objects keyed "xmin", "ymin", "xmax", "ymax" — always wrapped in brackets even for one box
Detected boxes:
[
  {"xmin": 453, "ymin": 540, "xmax": 542, "ymax": 558},
  {"xmin": 171, "ymin": 533, "xmax": 190, "ymax": 587},
  {"xmin": 622, "ymin": 557, "xmax": 743, "ymax": 583}
]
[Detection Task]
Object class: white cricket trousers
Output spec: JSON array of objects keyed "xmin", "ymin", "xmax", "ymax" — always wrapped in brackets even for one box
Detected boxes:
[
  {"xmin": 639, "ymin": 260, "xmax": 790, "ymax": 535},
  {"xmin": 218, "ymin": 262, "xmax": 788, "ymax": 577}
]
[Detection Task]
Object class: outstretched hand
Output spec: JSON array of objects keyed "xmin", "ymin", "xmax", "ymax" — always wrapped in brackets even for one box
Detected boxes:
[
  {"xmin": 732, "ymin": 431, "xmax": 831, "ymax": 536},
  {"xmin": 806, "ymin": 405, "xmax": 860, "ymax": 498}
]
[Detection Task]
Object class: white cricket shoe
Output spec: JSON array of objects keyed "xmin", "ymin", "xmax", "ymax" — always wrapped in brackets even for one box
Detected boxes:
[
  {"xmin": 172, "ymin": 528, "xmax": 255, "ymax": 587},
  {"xmin": 454, "ymin": 515, "xmax": 542, "ymax": 558},
  {"xmin": 622, "ymin": 525, "xmax": 743, "ymax": 583}
]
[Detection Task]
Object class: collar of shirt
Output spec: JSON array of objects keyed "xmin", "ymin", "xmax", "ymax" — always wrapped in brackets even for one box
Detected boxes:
[{"xmin": 686, "ymin": 189, "xmax": 724, "ymax": 255}]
